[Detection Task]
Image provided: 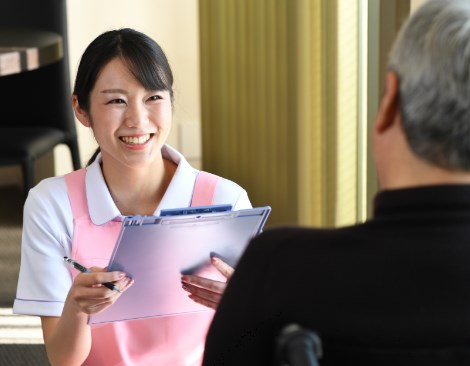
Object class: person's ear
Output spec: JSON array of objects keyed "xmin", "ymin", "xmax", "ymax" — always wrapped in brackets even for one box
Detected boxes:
[
  {"xmin": 375, "ymin": 72, "xmax": 400, "ymax": 133},
  {"xmin": 72, "ymin": 95, "xmax": 91, "ymax": 127}
]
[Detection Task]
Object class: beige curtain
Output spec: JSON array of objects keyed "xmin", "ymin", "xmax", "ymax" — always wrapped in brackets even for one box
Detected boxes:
[{"xmin": 199, "ymin": 0, "xmax": 367, "ymax": 227}]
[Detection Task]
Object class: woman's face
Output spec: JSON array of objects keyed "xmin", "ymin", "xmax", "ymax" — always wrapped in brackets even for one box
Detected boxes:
[{"xmin": 81, "ymin": 57, "xmax": 172, "ymax": 170}]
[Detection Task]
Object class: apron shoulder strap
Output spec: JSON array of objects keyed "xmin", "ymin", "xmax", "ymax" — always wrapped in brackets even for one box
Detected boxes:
[
  {"xmin": 190, "ymin": 171, "xmax": 220, "ymax": 207},
  {"xmin": 64, "ymin": 168, "xmax": 88, "ymax": 219}
]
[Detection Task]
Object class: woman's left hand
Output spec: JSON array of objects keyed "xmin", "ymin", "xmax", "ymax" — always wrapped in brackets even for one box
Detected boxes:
[{"xmin": 181, "ymin": 256, "xmax": 234, "ymax": 309}]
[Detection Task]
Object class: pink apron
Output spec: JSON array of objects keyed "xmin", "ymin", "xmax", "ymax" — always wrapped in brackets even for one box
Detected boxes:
[{"xmin": 65, "ymin": 168, "xmax": 219, "ymax": 366}]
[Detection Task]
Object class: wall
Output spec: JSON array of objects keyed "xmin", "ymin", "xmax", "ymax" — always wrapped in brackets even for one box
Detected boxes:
[
  {"xmin": 59, "ymin": 0, "xmax": 202, "ymax": 175},
  {"xmin": 199, "ymin": 0, "xmax": 367, "ymax": 227},
  {"xmin": 0, "ymin": 0, "xmax": 201, "ymax": 188},
  {"xmin": 411, "ymin": 0, "xmax": 428, "ymax": 13},
  {"xmin": 0, "ymin": 0, "xmax": 425, "ymax": 191}
]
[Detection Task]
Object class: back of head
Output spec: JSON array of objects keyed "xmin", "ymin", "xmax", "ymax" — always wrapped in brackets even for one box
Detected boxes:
[{"xmin": 388, "ymin": 0, "xmax": 470, "ymax": 171}]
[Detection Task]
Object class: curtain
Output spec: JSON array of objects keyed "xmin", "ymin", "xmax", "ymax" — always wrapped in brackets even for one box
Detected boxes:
[{"xmin": 199, "ymin": 0, "xmax": 370, "ymax": 227}]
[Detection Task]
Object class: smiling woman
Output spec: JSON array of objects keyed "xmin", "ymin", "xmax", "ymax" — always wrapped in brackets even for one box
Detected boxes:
[
  {"xmin": 74, "ymin": 57, "xmax": 173, "ymax": 182},
  {"xmin": 13, "ymin": 28, "xmax": 253, "ymax": 366}
]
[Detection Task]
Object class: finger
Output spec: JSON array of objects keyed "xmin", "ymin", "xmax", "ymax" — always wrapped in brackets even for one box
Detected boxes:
[
  {"xmin": 94, "ymin": 271, "xmax": 127, "ymax": 284},
  {"xmin": 181, "ymin": 275, "xmax": 226, "ymax": 294},
  {"xmin": 188, "ymin": 293, "xmax": 218, "ymax": 310},
  {"xmin": 88, "ymin": 266, "xmax": 106, "ymax": 272},
  {"xmin": 73, "ymin": 276, "xmax": 126, "ymax": 302},
  {"xmin": 73, "ymin": 283, "xmax": 119, "ymax": 300},
  {"xmin": 73, "ymin": 279, "xmax": 133, "ymax": 314},
  {"xmin": 181, "ymin": 281, "xmax": 225, "ymax": 305},
  {"xmin": 182, "ymin": 282, "xmax": 222, "ymax": 310},
  {"xmin": 181, "ymin": 280, "xmax": 224, "ymax": 297},
  {"xmin": 114, "ymin": 277, "xmax": 134, "ymax": 293},
  {"xmin": 211, "ymin": 256, "xmax": 234, "ymax": 279},
  {"xmin": 78, "ymin": 296, "xmax": 118, "ymax": 315},
  {"xmin": 76, "ymin": 271, "xmax": 126, "ymax": 289},
  {"xmin": 71, "ymin": 287, "xmax": 118, "ymax": 312}
]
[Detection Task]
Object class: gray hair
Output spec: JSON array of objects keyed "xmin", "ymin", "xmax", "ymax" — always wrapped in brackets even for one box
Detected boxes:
[{"xmin": 388, "ymin": 0, "xmax": 470, "ymax": 170}]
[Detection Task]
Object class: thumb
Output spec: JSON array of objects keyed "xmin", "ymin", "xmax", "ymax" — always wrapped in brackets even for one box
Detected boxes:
[{"xmin": 211, "ymin": 256, "xmax": 234, "ymax": 280}]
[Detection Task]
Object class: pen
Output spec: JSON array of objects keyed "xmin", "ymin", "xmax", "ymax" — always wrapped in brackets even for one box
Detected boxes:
[{"xmin": 63, "ymin": 257, "xmax": 121, "ymax": 293}]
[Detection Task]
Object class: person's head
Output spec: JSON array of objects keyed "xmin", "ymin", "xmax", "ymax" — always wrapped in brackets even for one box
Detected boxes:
[
  {"xmin": 74, "ymin": 28, "xmax": 173, "ymax": 112},
  {"xmin": 387, "ymin": 0, "xmax": 470, "ymax": 171},
  {"xmin": 72, "ymin": 28, "xmax": 174, "ymax": 166}
]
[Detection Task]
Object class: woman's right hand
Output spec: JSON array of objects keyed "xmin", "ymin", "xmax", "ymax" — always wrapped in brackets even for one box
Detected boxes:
[
  {"xmin": 41, "ymin": 269, "xmax": 133, "ymax": 365},
  {"xmin": 68, "ymin": 268, "xmax": 133, "ymax": 315}
]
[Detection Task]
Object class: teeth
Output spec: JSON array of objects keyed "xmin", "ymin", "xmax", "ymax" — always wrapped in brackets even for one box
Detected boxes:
[{"xmin": 120, "ymin": 134, "xmax": 151, "ymax": 145}]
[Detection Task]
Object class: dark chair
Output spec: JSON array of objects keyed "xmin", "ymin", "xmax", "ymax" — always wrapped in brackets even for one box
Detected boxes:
[
  {"xmin": 276, "ymin": 324, "xmax": 322, "ymax": 366},
  {"xmin": 275, "ymin": 323, "xmax": 470, "ymax": 366},
  {"xmin": 0, "ymin": 0, "xmax": 81, "ymax": 197}
]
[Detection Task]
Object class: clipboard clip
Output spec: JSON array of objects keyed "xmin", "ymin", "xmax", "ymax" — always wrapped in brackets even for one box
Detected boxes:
[
  {"xmin": 124, "ymin": 215, "xmax": 144, "ymax": 226},
  {"xmin": 124, "ymin": 215, "xmax": 163, "ymax": 226}
]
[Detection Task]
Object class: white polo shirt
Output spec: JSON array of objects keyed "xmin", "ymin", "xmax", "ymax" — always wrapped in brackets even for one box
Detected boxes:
[{"xmin": 13, "ymin": 144, "xmax": 251, "ymax": 316}]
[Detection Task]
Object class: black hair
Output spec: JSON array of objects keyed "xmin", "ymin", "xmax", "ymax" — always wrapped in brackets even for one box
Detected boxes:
[{"xmin": 72, "ymin": 28, "xmax": 174, "ymax": 166}]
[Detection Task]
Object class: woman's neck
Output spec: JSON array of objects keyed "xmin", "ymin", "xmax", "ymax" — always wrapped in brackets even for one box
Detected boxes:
[{"xmin": 101, "ymin": 157, "xmax": 177, "ymax": 216}]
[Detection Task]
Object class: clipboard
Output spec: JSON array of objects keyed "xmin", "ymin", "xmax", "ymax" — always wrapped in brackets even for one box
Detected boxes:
[{"xmin": 89, "ymin": 206, "xmax": 271, "ymax": 324}]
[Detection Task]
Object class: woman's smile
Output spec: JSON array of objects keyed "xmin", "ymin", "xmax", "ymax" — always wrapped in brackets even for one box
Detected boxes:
[{"xmin": 119, "ymin": 133, "xmax": 153, "ymax": 145}]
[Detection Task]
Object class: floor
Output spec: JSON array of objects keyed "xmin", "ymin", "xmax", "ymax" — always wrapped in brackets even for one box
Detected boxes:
[
  {"xmin": 0, "ymin": 185, "xmax": 49, "ymax": 364},
  {"xmin": 0, "ymin": 308, "xmax": 43, "ymax": 344}
]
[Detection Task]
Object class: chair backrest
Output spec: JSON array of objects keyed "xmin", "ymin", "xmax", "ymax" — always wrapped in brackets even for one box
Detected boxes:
[{"xmin": 0, "ymin": 0, "xmax": 76, "ymax": 140}]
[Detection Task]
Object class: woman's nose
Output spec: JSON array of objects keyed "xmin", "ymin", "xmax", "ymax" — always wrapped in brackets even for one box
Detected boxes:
[{"xmin": 124, "ymin": 102, "xmax": 148, "ymax": 128}]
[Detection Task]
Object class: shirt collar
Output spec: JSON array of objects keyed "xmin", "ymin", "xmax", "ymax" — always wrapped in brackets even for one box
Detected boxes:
[
  {"xmin": 85, "ymin": 144, "xmax": 198, "ymax": 225},
  {"xmin": 157, "ymin": 144, "xmax": 197, "ymax": 212},
  {"xmin": 85, "ymin": 154, "xmax": 120, "ymax": 225}
]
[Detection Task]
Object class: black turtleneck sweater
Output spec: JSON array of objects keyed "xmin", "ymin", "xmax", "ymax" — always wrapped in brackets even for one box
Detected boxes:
[{"xmin": 203, "ymin": 185, "xmax": 470, "ymax": 366}]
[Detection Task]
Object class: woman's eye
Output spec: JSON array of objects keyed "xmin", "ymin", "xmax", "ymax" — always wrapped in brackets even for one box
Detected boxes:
[
  {"xmin": 108, "ymin": 99, "xmax": 126, "ymax": 104},
  {"xmin": 148, "ymin": 95, "xmax": 163, "ymax": 101}
]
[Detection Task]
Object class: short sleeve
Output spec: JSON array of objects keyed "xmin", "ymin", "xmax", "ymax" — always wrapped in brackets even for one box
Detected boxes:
[
  {"xmin": 213, "ymin": 178, "xmax": 252, "ymax": 210},
  {"xmin": 13, "ymin": 177, "xmax": 74, "ymax": 316}
]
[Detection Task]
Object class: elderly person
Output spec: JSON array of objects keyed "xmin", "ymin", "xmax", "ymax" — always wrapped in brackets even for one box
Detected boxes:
[{"xmin": 201, "ymin": 1, "xmax": 470, "ymax": 365}]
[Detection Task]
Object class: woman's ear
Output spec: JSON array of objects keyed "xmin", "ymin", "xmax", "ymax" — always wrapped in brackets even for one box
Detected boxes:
[
  {"xmin": 72, "ymin": 95, "xmax": 91, "ymax": 127},
  {"xmin": 375, "ymin": 72, "xmax": 400, "ymax": 134}
]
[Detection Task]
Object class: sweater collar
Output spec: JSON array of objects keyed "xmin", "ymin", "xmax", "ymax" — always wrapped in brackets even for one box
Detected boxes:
[{"xmin": 373, "ymin": 184, "xmax": 470, "ymax": 219}]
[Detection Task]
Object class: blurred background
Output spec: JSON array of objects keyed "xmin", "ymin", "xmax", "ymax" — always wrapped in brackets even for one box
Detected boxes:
[
  {"xmin": 0, "ymin": 0, "xmax": 426, "ymax": 228},
  {"xmin": 0, "ymin": 0, "xmax": 426, "ymax": 362}
]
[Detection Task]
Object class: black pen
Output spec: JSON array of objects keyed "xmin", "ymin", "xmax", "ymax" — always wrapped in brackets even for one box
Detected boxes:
[{"xmin": 63, "ymin": 257, "xmax": 121, "ymax": 293}]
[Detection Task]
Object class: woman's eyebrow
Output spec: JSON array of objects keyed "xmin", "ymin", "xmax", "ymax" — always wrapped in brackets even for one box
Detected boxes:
[{"xmin": 100, "ymin": 89, "xmax": 127, "ymax": 94}]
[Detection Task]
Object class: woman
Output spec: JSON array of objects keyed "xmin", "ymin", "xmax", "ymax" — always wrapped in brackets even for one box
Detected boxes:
[{"xmin": 13, "ymin": 28, "xmax": 251, "ymax": 365}]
